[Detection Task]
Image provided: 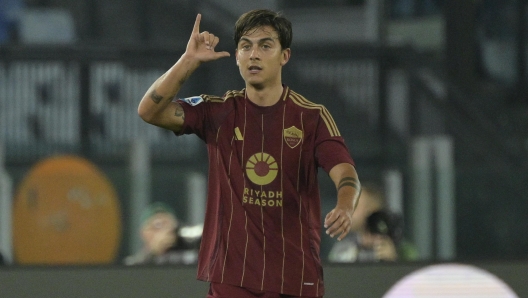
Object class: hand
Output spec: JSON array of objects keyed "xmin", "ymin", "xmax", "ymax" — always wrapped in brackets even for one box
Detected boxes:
[
  {"xmin": 151, "ymin": 230, "xmax": 177, "ymax": 256},
  {"xmin": 324, "ymin": 205, "xmax": 353, "ymax": 241},
  {"xmin": 185, "ymin": 14, "xmax": 230, "ymax": 63},
  {"xmin": 373, "ymin": 235, "xmax": 398, "ymax": 261}
]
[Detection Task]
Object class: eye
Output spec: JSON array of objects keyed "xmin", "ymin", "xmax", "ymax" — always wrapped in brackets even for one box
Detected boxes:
[{"xmin": 241, "ymin": 44, "xmax": 251, "ymax": 50}]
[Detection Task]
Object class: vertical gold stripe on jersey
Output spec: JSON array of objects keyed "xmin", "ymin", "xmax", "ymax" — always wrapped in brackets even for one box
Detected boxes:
[
  {"xmin": 297, "ymin": 112, "xmax": 306, "ymax": 296},
  {"xmin": 220, "ymin": 136, "xmax": 235, "ymax": 283},
  {"xmin": 240, "ymin": 101, "xmax": 249, "ymax": 287},
  {"xmin": 289, "ymin": 91, "xmax": 341, "ymax": 137},
  {"xmin": 260, "ymin": 114, "xmax": 267, "ymax": 291},
  {"xmin": 280, "ymin": 104, "xmax": 286, "ymax": 293},
  {"xmin": 215, "ymin": 128, "xmax": 222, "ymax": 167},
  {"xmin": 241, "ymin": 211, "xmax": 248, "ymax": 287},
  {"xmin": 209, "ymin": 127, "xmax": 222, "ymax": 281}
]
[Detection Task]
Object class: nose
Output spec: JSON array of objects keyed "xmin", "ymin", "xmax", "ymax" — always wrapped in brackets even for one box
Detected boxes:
[{"xmin": 249, "ymin": 46, "xmax": 260, "ymax": 60}]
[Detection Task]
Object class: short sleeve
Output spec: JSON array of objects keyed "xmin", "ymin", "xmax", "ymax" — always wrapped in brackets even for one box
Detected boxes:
[
  {"xmin": 175, "ymin": 96, "xmax": 208, "ymax": 140},
  {"xmin": 314, "ymin": 113, "xmax": 354, "ymax": 173}
]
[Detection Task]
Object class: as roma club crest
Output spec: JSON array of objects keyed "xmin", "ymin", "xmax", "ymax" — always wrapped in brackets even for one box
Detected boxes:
[{"xmin": 284, "ymin": 126, "xmax": 303, "ymax": 149}]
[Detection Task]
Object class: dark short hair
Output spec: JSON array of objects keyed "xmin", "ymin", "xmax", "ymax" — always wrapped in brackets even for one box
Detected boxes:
[{"xmin": 234, "ymin": 9, "xmax": 292, "ymax": 49}]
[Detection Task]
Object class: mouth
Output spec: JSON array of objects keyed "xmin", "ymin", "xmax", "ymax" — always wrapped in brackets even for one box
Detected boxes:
[{"xmin": 248, "ymin": 65, "xmax": 262, "ymax": 73}]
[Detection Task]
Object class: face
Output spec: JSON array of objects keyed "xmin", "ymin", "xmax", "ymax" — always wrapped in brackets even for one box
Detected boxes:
[
  {"xmin": 235, "ymin": 26, "xmax": 291, "ymax": 89},
  {"xmin": 141, "ymin": 213, "xmax": 178, "ymax": 255}
]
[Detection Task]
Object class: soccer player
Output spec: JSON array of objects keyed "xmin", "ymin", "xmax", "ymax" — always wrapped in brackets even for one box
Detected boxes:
[{"xmin": 138, "ymin": 9, "xmax": 361, "ymax": 298}]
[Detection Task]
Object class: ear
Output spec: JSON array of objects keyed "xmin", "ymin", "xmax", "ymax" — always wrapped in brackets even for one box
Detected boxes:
[
  {"xmin": 235, "ymin": 49, "xmax": 239, "ymax": 66},
  {"xmin": 280, "ymin": 48, "xmax": 291, "ymax": 66}
]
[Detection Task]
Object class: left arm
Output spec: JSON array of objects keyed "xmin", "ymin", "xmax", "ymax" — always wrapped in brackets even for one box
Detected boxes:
[{"xmin": 324, "ymin": 163, "xmax": 361, "ymax": 241}]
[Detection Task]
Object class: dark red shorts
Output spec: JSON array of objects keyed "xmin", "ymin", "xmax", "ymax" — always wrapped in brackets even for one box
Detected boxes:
[{"xmin": 207, "ymin": 282, "xmax": 322, "ymax": 298}]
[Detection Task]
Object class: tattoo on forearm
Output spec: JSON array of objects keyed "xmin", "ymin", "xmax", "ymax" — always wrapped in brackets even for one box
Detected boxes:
[
  {"xmin": 337, "ymin": 177, "xmax": 359, "ymax": 192},
  {"xmin": 175, "ymin": 103, "xmax": 185, "ymax": 121},
  {"xmin": 150, "ymin": 90, "xmax": 164, "ymax": 104}
]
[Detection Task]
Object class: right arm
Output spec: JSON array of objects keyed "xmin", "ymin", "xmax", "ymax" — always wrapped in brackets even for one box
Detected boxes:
[{"xmin": 137, "ymin": 14, "xmax": 230, "ymax": 133}]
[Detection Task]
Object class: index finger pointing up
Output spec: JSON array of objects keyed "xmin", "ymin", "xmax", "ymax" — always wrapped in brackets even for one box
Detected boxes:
[{"xmin": 192, "ymin": 14, "xmax": 202, "ymax": 34}]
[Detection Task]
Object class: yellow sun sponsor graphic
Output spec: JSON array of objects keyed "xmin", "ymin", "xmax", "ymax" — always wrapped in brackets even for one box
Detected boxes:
[{"xmin": 245, "ymin": 152, "xmax": 278, "ymax": 185}]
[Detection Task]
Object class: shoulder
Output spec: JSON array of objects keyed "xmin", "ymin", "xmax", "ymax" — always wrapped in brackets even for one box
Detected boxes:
[
  {"xmin": 287, "ymin": 89, "xmax": 330, "ymax": 115},
  {"xmin": 222, "ymin": 89, "xmax": 245, "ymax": 101},
  {"xmin": 287, "ymin": 88, "xmax": 341, "ymax": 137},
  {"xmin": 203, "ymin": 89, "xmax": 245, "ymax": 104},
  {"xmin": 180, "ymin": 89, "xmax": 244, "ymax": 107}
]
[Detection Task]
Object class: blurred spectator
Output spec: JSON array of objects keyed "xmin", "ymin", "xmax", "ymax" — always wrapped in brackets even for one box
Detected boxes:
[
  {"xmin": 0, "ymin": 0, "xmax": 25, "ymax": 43},
  {"xmin": 328, "ymin": 181, "xmax": 418, "ymax": 262},
  {"xmin": 124, "ymin": 202, "xmax": 199, "ymax": 266},
  {"xmin": 0, "ymin": 252, "xmax": 4, "ymax": 265}
]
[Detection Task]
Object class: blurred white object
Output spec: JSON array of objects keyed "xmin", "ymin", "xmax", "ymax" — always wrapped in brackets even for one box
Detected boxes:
[
  {"xmin": 19, "ymin": 8, "xmax": 76, "ymax": 44},
  {"xmin": 179, "ymin": 224, "xmax": 203, "ymax": 240},
  {"xmin": 384, "ymin": 263, "xmax": 519, "ymax": 298}
]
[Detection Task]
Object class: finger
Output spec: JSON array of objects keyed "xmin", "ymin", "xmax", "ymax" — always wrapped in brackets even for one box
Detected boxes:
[
  {"xmin": 326, "ymin": 209, "xmax": 346, "ymax": 228},
  {"xmin": 324, "ymin": 210, "xmax": 337, "ymax": 228},
  {"xmin": 333, "ymin": 220, "xmax": 348, "ymax": 241},
  {"xmin": 326, "ymin": 216, "xmax": 344, "ymax": 236},
  {"xmin": 192, "ymin": 14, "xmax": 202, "ymax": 34},
  {"xmin": 328, "ymin": 212, "xmax": 351, "ymax": 240},
  {"xmin": 211, "ymin": 36, "xmax": 220, "ymax": 49},
  {"xmin": 214, "ymin": 51, "xmax": 231, "ymax": 59},
  {"xmin": 201, "ymin": 31, "xmax": 209, "ymax": 44},
  {"xmin": 208, "ymin": 33, "xmax": 215, "ymax": 48},
  {"xmin": 336, "ymin": 223, "xmax": 350, "ymax": 241},
  {"xmin": 205, "ymin": 34, "xmax": 214, "ymax": 50}
]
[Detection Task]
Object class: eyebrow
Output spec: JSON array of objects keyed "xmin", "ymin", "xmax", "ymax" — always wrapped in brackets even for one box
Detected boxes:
[{"xmin": 239, "ymin": 37, "xmax": 277, "ymax": 44}]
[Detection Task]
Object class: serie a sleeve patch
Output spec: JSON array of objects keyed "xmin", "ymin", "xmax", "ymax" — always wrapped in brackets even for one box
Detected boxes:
[{"xmin": 181, "ymin": 96, "xmax": 204, "ymax": 106}]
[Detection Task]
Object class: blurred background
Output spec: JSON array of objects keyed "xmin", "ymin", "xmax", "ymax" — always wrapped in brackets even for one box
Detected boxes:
[{"xmin": 1, "ymin": 0, "xmax": 528, "ymax": 296}]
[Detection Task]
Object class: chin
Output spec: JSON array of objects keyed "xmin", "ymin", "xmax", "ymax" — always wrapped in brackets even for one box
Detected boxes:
[{"xmin": 246, "ymin": 78, "xmax": 266, "ymax": 88}]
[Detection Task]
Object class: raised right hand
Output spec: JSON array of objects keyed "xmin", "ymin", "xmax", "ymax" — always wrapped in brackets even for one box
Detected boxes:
[{"xmin": 185, "ymin": 14, "xmax": 231, "ymax": 63}]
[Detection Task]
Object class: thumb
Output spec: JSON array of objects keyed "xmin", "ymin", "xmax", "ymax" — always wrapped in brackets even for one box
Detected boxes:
[{"xmin": 215, "ymin": 51, "xmax": 231, "ymax": 59}]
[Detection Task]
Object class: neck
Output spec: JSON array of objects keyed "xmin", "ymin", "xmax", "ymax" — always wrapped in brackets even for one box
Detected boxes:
[{"xmin": 245, "ymin": 83, "xmax": 284, "ymax": 107}]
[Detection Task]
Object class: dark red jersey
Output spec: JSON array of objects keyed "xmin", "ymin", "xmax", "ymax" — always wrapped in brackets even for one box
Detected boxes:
[{"xmin": 177, "ymin": 86, "xmax": 354, "ymax": 297}]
